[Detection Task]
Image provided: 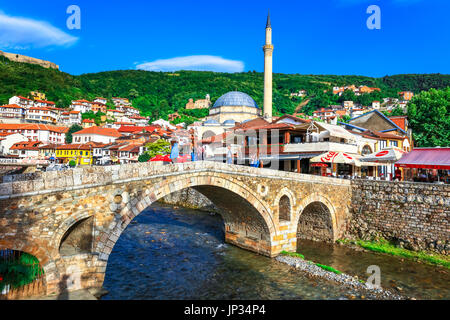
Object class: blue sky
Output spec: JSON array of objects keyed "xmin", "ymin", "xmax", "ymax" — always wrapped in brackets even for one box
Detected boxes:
[{"xmin": 0, "ymin": 0, "xmax": 449, "ymax": 76}]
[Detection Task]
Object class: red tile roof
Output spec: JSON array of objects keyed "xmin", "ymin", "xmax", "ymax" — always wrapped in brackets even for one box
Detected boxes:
[
  {"xmin": 0, "ymin": 123, "xmax": 68, "ymax": 133},
  {"xmin": 56, "ymin": 143, "xmax": 93, "ymax": 151},
  {"xmin": 358, "ymin": 130, "xmax": 406, "ymax": 140},
  {"xmin": 34, "ymin": 99, "xmax": 55, "ymax": 105},
  {"xmin": 17, "ymin": 96, "xmax": 32, "ymax": 101},
  {"xmin": 72, "ymin": 126, "xmax": 121, "ymax": 137},
  {"xmin": 274, "ymin": 114, "xmax": 310, "ymax": 124},
  {"xmin": 10, "ymin": 140, "xmax": 42, "ymax": 150},
  {"xmin": 389, "ymin": 116, "xmax": 407, "ymax": 131},
  {"xmin": 119, "ymin": 143, "xmax": 143, "ymax": 152},
  {"xmin": 0, "ymin": 104, "xmax": 24, "ymax": 109},
  {"xmin": 231, "ymin": 118, "xmax": 270, "ymax": 130}
]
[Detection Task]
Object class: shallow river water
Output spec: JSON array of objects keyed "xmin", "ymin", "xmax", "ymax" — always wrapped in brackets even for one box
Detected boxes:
[{"xmin": 102, "ymin": 203, "xmax": 449, "ymax": 300}]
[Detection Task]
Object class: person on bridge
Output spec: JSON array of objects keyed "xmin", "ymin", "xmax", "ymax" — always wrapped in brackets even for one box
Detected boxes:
[
  {"xmin": 190, "ymin": 146, "xmax": 197, "ymax": 162},
  {"xmin": 250, "ymin": 153, "xmax": 257, "ymax": 167},
  {"xmin": 226, "ymin": 145, "xmax": 233, "ymax": 164},
  {"xmin": 170, "ymin": 141, "xmax": 180, "ymax": 163}
]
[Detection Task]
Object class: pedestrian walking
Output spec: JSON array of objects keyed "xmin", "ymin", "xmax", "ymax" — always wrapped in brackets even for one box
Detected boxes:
[
  {"xmin": 226, "ymin": 145, "xmax": 233, "ymax": 164},
  {"xmin": 170, "ymin": 141, "xmax": 179, "ymax": 163}
]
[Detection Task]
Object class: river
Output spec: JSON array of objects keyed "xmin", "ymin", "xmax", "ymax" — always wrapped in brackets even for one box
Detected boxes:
[{"xmin": 102, "ymin": 203, "xmax": 449, "ymax": 300}]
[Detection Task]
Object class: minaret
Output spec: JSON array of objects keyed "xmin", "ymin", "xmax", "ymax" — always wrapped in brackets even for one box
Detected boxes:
[{"xmin": 263, "ymin": 11, "xmax": 273, "ymax": 121}]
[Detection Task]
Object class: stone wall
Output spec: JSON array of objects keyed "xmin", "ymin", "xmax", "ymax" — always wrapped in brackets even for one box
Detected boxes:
[
  {"xmin": 348, "ymin": 180, "xmax": 450, "ymax": 254},
  {"xmin": 0, "ymin": 51, "xmax": 59, "ymax": 70}
]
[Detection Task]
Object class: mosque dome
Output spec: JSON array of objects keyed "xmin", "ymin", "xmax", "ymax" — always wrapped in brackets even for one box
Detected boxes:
[
  {"xmin": 223, "ymin": 119, "xmax": 236, "ymax": 126},
  {"xmin": 203, "ymin": 119, "xmax": 220, "ymax": 125},
  {"xmin": 212, "ymin": 91, "xmax": 259, "ymax": 109}
]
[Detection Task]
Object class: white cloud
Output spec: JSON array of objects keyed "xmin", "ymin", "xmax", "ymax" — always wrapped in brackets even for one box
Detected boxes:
[
  {"xmin": 136, "ymin": 55, "xmax": 245, "ymax": 73},
  {"xmin": 0, "ymin": 11, "xmax": 78, "ymax": 50}
]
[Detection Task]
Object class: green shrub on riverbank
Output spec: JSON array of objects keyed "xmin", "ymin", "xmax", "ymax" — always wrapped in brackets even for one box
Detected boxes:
[
  {"xmin": 280, "ymin": 251, "xmax": 343, "ymax": 274},
  {"xmin": 315, "ymin": 263, "xmax": 342, "ymax": 275},
  {"xmin": 280, "ymin": 251, "xmax": 305, "ymax": 259},
  {"xmin": 338, "ymin": 239, "xmax": 450, "ymax": 269}
]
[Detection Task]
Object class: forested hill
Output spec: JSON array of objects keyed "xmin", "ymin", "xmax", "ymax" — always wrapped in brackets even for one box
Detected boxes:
[{"xmin": 0, "ymin": 55, "xmax": 449, "ymax": 119}]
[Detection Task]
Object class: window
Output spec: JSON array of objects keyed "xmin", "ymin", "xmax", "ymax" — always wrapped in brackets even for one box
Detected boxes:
[{"xmin": 362, "ymin": 145, "xmax": 372, "ymax": 156}]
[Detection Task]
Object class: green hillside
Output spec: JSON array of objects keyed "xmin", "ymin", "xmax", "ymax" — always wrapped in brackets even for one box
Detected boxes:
[{"xmin": 1, "ymin": 55, "xmax": 449, "ymax": 122}]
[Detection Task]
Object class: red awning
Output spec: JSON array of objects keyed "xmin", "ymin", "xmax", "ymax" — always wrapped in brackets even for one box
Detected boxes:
[
  {"xmin": 395, "ymin": 148, "xmax": 450, "ymax": 170},
  {"xmin": 311, "ymin": 163, "xmax": 329, "ymax": 167},
  {"xmin": 150, "ymin": 154, "xmax": 171, "ymax": 162}
]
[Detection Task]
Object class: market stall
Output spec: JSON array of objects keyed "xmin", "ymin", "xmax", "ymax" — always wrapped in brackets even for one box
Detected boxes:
[
  {"xmin": 310, "ymin": 151, "xmax": 380, "ymax": 178},
  {"xmin": 359, "ymin": 147, "xmax": 407, "ymax": 180},
  {"xmin": 394, "ymin": 147, "xmax": 450, "ymax": 183}
]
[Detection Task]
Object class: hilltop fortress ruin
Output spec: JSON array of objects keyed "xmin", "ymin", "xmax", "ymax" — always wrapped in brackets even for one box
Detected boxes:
[{"xmin": 0, "ymin": 51, "xmax": 59, "ymax": 70}]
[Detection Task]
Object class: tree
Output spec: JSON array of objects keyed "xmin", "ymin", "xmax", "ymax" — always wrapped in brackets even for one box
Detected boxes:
[
  {"xmin": 128, "ymin": 88, "xmax": 139, "ymax": 99},
  {"xmin": 66, "ymin": 124, "xmax": 82, "ymax": 143},
  {"xmin": 138, "ymin": 153, "xmax": 150, "ymax": 162},
  {"xmin": 340, "ymin": 115, "xmax": 351, "ymax": 123},
  {"xmin": 69, "ymin": 160, "xmax": 77, "ymax": 167},
  {"xmin": 407, "ymin": 87, "xmax": 450, "ymax": 147},
  {"xmin": 144, "ymin": 139, "xmax": 171, "ymax": 158},
  {"xmin": 389, "ymin": 107, "xmax": 406, "ymax": 116},
  {"xmin": 338, "ymin": 89, "xmax": 357, "ymax": 103}
]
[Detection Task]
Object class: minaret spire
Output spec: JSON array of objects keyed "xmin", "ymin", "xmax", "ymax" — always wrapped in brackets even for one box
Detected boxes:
[
  {"xmin": 266, "ymin": 10, "xmax": 271, "ymax": 28},
  {"xmin": 263, "ymin": 11, "xmax": 273, "ymax": 121}
]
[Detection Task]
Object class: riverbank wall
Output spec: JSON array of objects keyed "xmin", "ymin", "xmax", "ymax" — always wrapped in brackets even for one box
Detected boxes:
[{"xmin": 348, "ymin": 180, "xmax": 449, "ymax": 254}]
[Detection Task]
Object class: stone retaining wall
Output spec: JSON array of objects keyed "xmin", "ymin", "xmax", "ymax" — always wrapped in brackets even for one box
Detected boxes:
[{"xmin": 348, "ymin": 180, "xmax": 450, "ymax": 254}]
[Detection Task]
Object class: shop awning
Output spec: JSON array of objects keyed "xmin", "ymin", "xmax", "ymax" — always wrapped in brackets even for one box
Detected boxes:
[
  {"xmin": 360, "ymin": 147, "xmax": 406, "ymax": 163},
  {"xmin": 310, "ymin": 151, "xmax": 382, "ymax": 167},
  {"xmin": 314, "ymin": 122, "xmax": 357, "ymax": 142},
  {"xmin": 310, "ymin": 151, "xmax": 360, "ymax": 165},
  {"xmin": 260, "ymin": 153, "xmax": 321, "ymax": 161},
  {"xmin": 395, "ymin": 148, "xmax": 450, "ymax": 170}
]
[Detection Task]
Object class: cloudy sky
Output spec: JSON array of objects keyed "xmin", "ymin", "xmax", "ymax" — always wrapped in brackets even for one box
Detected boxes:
[{"xmin": 0, "ymin": 0, "xmax": 448, "ymax": 76}]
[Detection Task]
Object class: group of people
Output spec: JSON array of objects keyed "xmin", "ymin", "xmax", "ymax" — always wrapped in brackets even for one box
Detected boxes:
[
  {"xmin": 170, "ymin": 141, "xmax": 260, "ymax": 167},
  {"xmin": 411, "ymin": 170, "xmax": 450, "ymax": 184},
  {"xmin": 170, "ymin": 141, "xmax": 214, "ymax": 163},
  {"xmin": 192, "ymin": 144, "xmax": 210, "ymax": 162}
]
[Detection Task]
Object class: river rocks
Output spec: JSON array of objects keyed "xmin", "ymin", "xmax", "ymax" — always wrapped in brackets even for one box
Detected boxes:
[{"xmin": 276, "ymin": 255, "xmax": 404, "ymax": 300}]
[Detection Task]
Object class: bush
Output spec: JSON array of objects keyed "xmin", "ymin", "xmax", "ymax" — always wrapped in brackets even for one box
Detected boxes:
[{"xmin": 138, "ymin": 153, "xmax": 150, "ymax": 162}]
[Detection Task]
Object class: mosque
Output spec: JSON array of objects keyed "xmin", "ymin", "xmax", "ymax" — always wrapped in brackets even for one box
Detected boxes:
[{"xmin": 191, "ymin": 12, "xmax": 274, "ymax": 140}]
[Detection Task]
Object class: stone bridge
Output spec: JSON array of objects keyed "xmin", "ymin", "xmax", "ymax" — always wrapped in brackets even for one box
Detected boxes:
[{"xmin": 0, "ymin": 161, "xmax": 352, "ymax": 296}]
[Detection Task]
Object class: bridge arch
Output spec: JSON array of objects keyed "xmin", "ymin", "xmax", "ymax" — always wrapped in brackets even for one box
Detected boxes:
[
  {"xmin": 0, "ymin": 238, "xmax": 53, "ymax": 295},
  {"xmin": 293, "ymin": 194, "xmax": 338, "ymax": 242},
  {"xmin": 96, "ymin": 172, "xmax": 277, "ymax": 265}
]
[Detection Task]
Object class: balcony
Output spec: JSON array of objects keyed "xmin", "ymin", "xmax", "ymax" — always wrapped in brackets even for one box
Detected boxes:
[{"xmin": 284, "ymin": 141, "xmax": 357, "ymax": 154}]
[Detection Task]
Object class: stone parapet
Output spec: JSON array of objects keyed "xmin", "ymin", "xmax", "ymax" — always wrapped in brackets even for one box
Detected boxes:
[{"xmin": 0, "ymin": 161, "xmax": 350, "ymax": 199}]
